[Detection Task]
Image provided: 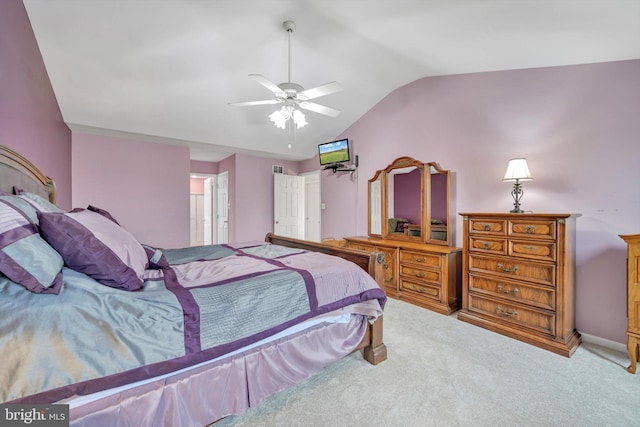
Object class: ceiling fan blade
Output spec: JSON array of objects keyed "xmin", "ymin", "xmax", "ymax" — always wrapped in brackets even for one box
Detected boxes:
[
  {"xmin": 229, "ymin": 99, "xmax": 282, "ymax": 107},
  {"xmin": 298, "ymin": 101, "xmax": 341, "ymax": 118},
  {"xmin": 297, "ymin": 82, "xmax": 343, "ymax": 101},
  {"xmin": 249, "ymin": 74, "xmax": 287, "ymax": 97}
]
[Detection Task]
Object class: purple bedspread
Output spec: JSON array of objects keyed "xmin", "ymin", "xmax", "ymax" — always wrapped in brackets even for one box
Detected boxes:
[{"xmin": 1, "ymin": 242, "xmax": 385, "ymax": 404}]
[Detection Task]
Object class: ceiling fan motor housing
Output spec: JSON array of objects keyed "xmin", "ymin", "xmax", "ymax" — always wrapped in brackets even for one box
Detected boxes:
[{"xmin": 278, "ymin": 82, "xmax": 304, "ymax": 98}]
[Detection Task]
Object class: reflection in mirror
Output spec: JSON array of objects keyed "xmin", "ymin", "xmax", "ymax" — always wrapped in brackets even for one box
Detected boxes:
[
  {"xmin": 387, "ymin": 167, "xmax": 421, "ymax": 238},
  {"xmin": 367, "ymin": 156, "xmax": 452, "ymax": 246},
  {"xmin": 429, "ymin": 166, "xmax": 448, "ymax": 241},
  {"xmin": 369, "ymin": 174, "xmax": 383, "ymax": 235}
]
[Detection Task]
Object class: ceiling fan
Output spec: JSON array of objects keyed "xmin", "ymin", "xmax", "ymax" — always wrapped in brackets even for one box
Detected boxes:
[{"xmin": 229, "ymin": 20, "xmax": 342, "ymax": 129}]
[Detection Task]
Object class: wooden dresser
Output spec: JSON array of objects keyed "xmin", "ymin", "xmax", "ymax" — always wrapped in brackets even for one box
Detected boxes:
[
  {"xmin": 344, "ymin": 236, "xmax": 462, "ymax": 315},
  {"xmin": 619, "ymin": 234, "xmax": 640, "ymax": 374},
  {"xmin": 458, "ymin": 213, "xmax": 581, "ymax": 357}
]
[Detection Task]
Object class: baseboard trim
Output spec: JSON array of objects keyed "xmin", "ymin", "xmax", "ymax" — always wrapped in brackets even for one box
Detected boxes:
[{"xmin": 580, "ymin": 332, "xmax": 627, "ymax": 353}]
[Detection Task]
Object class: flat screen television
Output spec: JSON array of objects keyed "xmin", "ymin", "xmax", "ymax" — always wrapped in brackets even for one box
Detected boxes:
[{"xmin": 318, "ymin": 138, "xmax": 350, "ymax": 166}]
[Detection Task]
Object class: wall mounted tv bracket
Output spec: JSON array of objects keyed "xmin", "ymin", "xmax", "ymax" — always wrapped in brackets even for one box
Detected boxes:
[{"xmin": 325, "ymin": 155, "xmax": 359, "ymax": 173}]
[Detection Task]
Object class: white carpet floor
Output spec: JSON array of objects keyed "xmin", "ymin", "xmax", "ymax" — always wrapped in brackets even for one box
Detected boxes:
[{"xmin": 216, "ymin": 298, "xmax": 640, "ymax": 427}]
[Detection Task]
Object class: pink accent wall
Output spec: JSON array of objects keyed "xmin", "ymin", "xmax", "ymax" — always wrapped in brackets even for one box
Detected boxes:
[
  {"xmin": 190, "ymin": 177, "xmax": 205, "ymax": 194},
  {"xmin": 321, "ymin": 60, "xmax": 640, "ymax": 344},
  {"xmin": 72, "ymin": 132, "xmax": 191, "ymax": 248},
  {"xmin": 0, "ymin": 0, "xmax": 72, "ymax": 209}
]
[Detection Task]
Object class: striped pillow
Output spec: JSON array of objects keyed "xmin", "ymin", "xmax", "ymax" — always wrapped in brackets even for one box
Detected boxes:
[
  {"xmin": 0, "ymin": 199, "xmax": 64, "ymax": 294},
  {"xmin": 37, "ymin": 209, "xmax": 148, "ymax": 291}
]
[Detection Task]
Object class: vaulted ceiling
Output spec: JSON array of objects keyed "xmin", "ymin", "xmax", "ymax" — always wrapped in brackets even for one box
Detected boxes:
[{"xmin": 23, "ymin": 0, "xmax": 640, "ymax": 161}]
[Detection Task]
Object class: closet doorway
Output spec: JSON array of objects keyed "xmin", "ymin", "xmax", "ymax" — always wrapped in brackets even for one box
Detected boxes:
[{"xmin": 189, "ymin": 174, "xmax": 216, "ymax": 246}]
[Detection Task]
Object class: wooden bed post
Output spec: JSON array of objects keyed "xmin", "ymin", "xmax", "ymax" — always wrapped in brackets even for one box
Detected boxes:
[{"xmin": 265, "ymin": 233, "xmax": 387, "ymax": 365}]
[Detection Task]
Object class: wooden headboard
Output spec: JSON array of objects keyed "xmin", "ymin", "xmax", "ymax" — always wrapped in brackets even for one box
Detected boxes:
[{"xmin": 0, "ymin": 145, "xmax": 56, "ymax": 203}]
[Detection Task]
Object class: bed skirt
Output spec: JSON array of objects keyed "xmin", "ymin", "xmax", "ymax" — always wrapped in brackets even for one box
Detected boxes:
[{"xmin": 68, "ymin": 314, "xmax": 368, "ymax": 427}]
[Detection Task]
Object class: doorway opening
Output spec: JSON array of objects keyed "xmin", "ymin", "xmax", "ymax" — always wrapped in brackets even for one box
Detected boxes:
[{"xmin": 190, "ymin": 174, "xmax": 216, "ymax": 246}]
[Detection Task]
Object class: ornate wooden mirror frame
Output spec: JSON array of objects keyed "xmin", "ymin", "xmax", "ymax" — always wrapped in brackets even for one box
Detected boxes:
[{"xmin": 368, "ymin": 156, "xmax": 451, "ymax": 246}]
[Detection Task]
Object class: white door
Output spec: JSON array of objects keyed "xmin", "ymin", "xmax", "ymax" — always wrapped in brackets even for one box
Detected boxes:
[
  {"xmin": 190, "ymin": 194, "xmax": 205, "ymax": 246},
  {"xmin": 273, "ymin": 173, "xmax": 304, "ymax": 239},
  {"xmin": 216, "ymin": 171, "xmax": 229, "ymax": 244},
  {"xmin": 204, "ymin": 177, "xmax": 214, "ymax": 245},
  {"xmin": 303, "ymin": 171, "xmax": 321, "ymax": 242}
]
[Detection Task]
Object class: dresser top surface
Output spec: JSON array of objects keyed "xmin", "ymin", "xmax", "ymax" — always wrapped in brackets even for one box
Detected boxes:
[
  {"xmin": 344, "ymin": 236, "xmax": 462, "ymax": 254},
  {"xmin": 459, "ymin": 213, "xmax": 581, "ymax": 219}
]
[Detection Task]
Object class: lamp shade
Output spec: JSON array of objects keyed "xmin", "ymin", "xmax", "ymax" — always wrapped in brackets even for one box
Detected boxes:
[{"xmin": 502, "ymin": 158, "xmax": 533, "ymax": 181}]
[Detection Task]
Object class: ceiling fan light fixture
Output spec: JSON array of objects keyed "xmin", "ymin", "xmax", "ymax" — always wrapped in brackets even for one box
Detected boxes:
[
  {"xmin": 292, "ymin": 109, "xmax": 307, "ymax": 128},
  {"xmin": 269, "ymin": 105, "xmax": 307, "ymax": 129},
  {"xmin": 230, "ymin": 20, "xmax": 341, "ymax": 132}
]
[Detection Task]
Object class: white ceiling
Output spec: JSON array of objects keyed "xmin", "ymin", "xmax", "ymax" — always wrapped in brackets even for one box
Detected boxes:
[{"xmin": 23, "ymin": 0, "xmax": 640, "ymax": 162}]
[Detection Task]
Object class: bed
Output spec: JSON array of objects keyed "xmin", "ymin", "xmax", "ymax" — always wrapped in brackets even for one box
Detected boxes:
[{"xmin": 0, "ymin": 145, "xmax": 387, "ymax": 426}]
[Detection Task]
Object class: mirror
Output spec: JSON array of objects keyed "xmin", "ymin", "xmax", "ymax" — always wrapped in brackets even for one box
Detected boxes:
[
  {"xmin": 368, "ymin": 156, "xmax": 451, "ymax": 246},
  {"xmin": 369, "ymin": 171, "xmax": 384, "ymax": 236}
]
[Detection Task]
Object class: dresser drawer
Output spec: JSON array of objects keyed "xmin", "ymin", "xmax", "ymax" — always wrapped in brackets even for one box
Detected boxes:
[
  {"xmin": 468, "ymin": 294, "xmax": 555, "ymax": 336},
  {"xmin": 468, "ymin": 254, "xmax": 556, "ymax": 287},
  {"xmin": 348, "ymin": 242, "xmax": 375, "ymax": 252},
  {"xmin": 508, "ymin": 220, "xmax": 556, "ymax": 240},
  {"xmin": 468, "ymin": 218, "xmax": 506, "ymax": 235},
  {"xmin": 400, "ymin": 278, "xmax": 441, "ymax": 300},
  {"xmin": 399, "ymin": 250, "xmax": 441, "ymax": 268},
  {"xmin": 469, "ymin": 274, "xmax": 555, "ymax": 311},
  {"xmin": 399, "ymin": 264, "xmax": 440, "ymax": 285},
  {"xmin": 468, "ymin": 237, "xmax": 507, "ymax": 255},
  {"xmin": 509, "ymin": 240, "xmax": 556, "ymax": 262}
]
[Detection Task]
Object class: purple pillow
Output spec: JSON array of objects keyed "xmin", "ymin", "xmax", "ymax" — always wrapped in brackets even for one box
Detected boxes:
[
  {"xmin": 0, "ymin": 199, "xmax": 63, "ymax": 294},
  {"xmin": 37, "ymin": 209, "xmax": 148, "ymax": 291},
  {"xmin": 87, "ymin": 205, "xmax": 120, "ymax": 225}
]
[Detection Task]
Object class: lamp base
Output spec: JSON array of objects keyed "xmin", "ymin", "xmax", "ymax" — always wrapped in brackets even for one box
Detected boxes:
[{"xmin": 509, "ymin": 180, "xmax": 525, "ymax": 214}]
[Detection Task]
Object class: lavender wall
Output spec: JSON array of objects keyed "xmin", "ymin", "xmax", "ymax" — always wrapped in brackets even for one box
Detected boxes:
[
  {"xmin": 321, "ymin": 60, "xmax": 640, "ymax": 344},
  {"xmin": 233, "ymin": 155, "xmax": 300, "ymax": 243},
  {"xmin": 0, "ymin": 0, "xmax": 72, "ymax": 209},
  {"xmin": 190, "ymin": 160, "xmax": 218, "ymax": 175},
  {"xmin": 72, "ymin": 132, "xmax": 191, "ymax": 248}
]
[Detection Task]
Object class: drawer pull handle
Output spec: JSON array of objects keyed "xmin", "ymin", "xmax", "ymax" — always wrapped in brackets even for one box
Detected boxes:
[
  {"xmin": 497, "ymin": 305, "xmax": 518, "ymax": 317},
  {"xmin": 411, "ymin": 284, "xmax": 427, "ymax": 293},
  {"xmin": 412, "ymin": 255, "xmax": 427, "ymax": 262},
  {"xmin": 524, "ymin": 225, "xmax": 535, "ymax": 234},
  {"xmin": 412, "ymin": 271, "xmax": 426, "ymax": 278},
  {"xmin": 497, "ymin": 263, "xmax": 518, "ymax": 273},
  {"xmin": 481, "ymin": 223, "xmax": 491, "ymax": 231},
  {"xmin": 497, "ymin": 284, "xmax": 519, "ymax": 295},
  {"xmin": 482, "ymin": 242, "xmax": 492, "ymax": 249},
  {"xmin": 523, "ymin": 245, "xmax": 538, "ymax": 251}
]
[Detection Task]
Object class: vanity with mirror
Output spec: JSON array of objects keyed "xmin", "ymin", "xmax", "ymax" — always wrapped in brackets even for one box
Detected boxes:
[{"xmin": 344, "ymin": 156, "xmax": 462, "ymax": 314}]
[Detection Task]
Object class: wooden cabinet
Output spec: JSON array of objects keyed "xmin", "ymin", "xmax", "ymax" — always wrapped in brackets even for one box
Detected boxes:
[
  {"xmin": 345, "ymin": 236, "xmax": 462, "ymax": 314},
  {"xmin": 619, "ymin": 234, "xmax": 640, "ymax": 374},
  {"xmin": 458, "ymin": 213, "xmax": 581, "ymax": 357}
]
